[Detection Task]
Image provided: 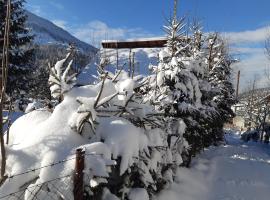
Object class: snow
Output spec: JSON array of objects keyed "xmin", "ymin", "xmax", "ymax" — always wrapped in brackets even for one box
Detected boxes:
[
  {"xmin": 49, "ymin": 54, "xmax": 77, "ymax": 99},
  {"xmin": 158, "ymin": 132, "xmax": 270, "ymax": 200},
  {"xmin": 0, "ymin": 83, "xmax": 103, "ymax": 196},
  {"xmin": 24, "ymin": 100, "xmax": 45, "ymax": 113},
  {"xmin": 26, "ymin": 11, "xmax": 96, "ymax": 52},
  {"xmin": 0, "ymin": 77, "xmax": 152, "ymax": 197},
  {"xmin": 77, "ymin": 56, "xmax": 99, "ymax": 85},
  {"xmin": 8, "ymin": 110, "xmax": 52, "ymax": 147},
  {"xmin": 128, "ymin": 188, "xmax": 149, "ymax": 200},
  {"xmin": 77, "ymin": 47, "xmax": 159, "ymax": 86},
  {"xmin": 115, "ymin": 78, "xmax": 135, "ymax": 94},
  {"xmin": 97, "ymin": 117, "xmax": 148, "ymax": 175}
]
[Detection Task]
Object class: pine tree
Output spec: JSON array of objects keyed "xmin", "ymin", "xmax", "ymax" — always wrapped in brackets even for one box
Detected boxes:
[{"xmin": 0, "ymin": 0, "xmax": 34, "ymax": 98}]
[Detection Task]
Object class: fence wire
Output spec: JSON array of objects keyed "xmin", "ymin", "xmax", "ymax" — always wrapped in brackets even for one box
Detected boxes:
[
  {"xmin": 0, "ymin": 174, "xmax": 73, "ymax": 200},
  {"xmin": 0, "ymin": 153, "xmax": 97, "ymax": 200}
]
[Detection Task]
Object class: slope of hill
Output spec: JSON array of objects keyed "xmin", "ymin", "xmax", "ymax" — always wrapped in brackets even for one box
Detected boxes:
[{"xmin": 26, "ymin": 11, "xmax": 97, "ymax": 53}]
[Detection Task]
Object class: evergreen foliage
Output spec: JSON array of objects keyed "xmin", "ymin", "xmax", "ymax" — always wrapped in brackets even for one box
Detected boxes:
[
  {"xmin": 48, "ymin": 46, "xmax": 77, "ymax": 102},
  {"xmin": 0, "ymin": 0, "xmax": 34, "ymax": 97}
]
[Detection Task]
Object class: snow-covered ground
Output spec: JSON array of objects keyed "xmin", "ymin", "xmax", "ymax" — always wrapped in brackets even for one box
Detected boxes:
[
  {"xmin": 158, "ymin": 132, "xmax": 270, "ymax": 200},
  {"xmin": 77, "ymin": 48, "xmax": 159, "ymax": 85}
]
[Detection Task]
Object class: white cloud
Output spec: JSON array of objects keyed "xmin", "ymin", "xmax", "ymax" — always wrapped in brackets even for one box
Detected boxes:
[
  {"xmin": 71, "ymin": 20, "xmax": 154, "ymax": 47},
  {"xmin": 221, "ymin": 26, "xmax": 270, "ymax": 91},
  {"xmin": 49, "ymin": 2, "xmax": 64, "ymax": 10},
  {"xmin": 232, "ymin": 49, "xmax": 270, "ymax": 90},
  {"xmin": 28, "ymin": 5, "xmax": 42, "ymax": 16},
  {"xmin": 230, "ymin": 47, "xmax": 264, "ymax": 55},
  {"xmin": 52, "ymin": 20, "xmax": 68, "ymax": 29},
  {"xmin": 223, "ymin": 26, "xmax": 269, "ymax": 45}
]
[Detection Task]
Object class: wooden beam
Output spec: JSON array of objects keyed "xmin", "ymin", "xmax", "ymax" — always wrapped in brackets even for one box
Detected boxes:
[{"xmin": 102, "ymin": 39, "xmax": 168, "ymax": 49}]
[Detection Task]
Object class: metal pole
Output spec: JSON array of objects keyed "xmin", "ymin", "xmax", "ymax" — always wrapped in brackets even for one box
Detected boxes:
[
  {"xmin": 129, "ymin": 49, "xmax": 132, "ymax": 77},
  {"xmin": 73, "ymin": 148, "xmax": 85, "ymax": 200},
  {"xmin": 236, "ymin": 70, "xmax": 240, "ymax": 99},
  {"xmin": 131, "ymin": 52, "xmax": 135, "ymax": 78},
  {"xmin": 116, "ymin": 48, "xmax": 119, "ymax": 70}
]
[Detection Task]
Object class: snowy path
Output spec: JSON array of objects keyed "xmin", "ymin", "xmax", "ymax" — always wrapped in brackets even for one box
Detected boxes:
[{"xmin": 158, "ymin": 133, "xmax": 270, "ymax": 200}]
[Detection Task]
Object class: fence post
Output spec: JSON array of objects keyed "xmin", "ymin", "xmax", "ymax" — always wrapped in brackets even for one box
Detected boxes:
[{"xmin": 73, "ymin": 148, "xmax": 85, "ymax": 200}]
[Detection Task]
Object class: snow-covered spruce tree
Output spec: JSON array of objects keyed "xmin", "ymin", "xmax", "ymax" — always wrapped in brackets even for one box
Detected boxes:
[
  {"xmin": 206, "ymin": 33, "xmax": 236, "ymax": 142},
  {"xmin": 69, "ymin": 67, "xmax": 176, "ymax": 199},
  {"xmin": 0, "ymin": 0, "xmax": 34, "ymax": 98},
  {"xmin": 145, "ymin": 15, "xmax": 207, "ymax": 167},
  {"xmin": 48, "ymin": 46, "xmax": 77, "ymax": 102},
  {"xmin": 186, "ymin": 23, "xmax": 220, "ymax": 149}
]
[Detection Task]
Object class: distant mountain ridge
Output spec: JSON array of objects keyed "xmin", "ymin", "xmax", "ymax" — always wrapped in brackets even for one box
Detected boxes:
[{"xmin": 25, "ymin": 11, "xmax": 97, "ymax": 53}]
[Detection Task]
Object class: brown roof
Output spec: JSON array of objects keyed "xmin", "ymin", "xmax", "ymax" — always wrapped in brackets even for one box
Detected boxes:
[{"xmin": 102, "ymin": 39, "xmax": 168, "ymax": 49}]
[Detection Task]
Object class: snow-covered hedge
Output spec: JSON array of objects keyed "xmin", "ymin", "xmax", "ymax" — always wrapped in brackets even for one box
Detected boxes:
[
  {"xmin": 1, "ymin": 72, "xmax": 178, "ymax": 199},
  {"xmin": 0, "ymin": 15, "xmax": 235, "ymax": 200}
]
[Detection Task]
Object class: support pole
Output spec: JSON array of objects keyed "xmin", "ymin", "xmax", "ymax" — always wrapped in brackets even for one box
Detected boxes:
[
  {"xmin": 116, "ymin": 48, "xmax": 119, "ymax": 70},
  {"xmin": 73, "ymin": 148, "xmax": 85, "ymax": 200},
  {"xmin": 129, "ymin": 49, "xmax": 132, "ymax": 77},
  {"xmin": 1, "ymin": 0, "xmax": 11, "ymax": 182},
  {"xmin": 236, "ymin": 70, "xmax": 240, "ymax": 99},
  {"xmin": 131, "ymin": 52, "xmax": 135, "ymax": 78}
]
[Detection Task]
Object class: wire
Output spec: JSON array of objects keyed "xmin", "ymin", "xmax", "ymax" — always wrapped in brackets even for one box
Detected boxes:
[
  {"xmin": 7, "ymin": 152, "xmax": 103, "ymax": 179},
  {"xmin": 0, "ymin": 174, "xmax": 72, "ymax": 199}
]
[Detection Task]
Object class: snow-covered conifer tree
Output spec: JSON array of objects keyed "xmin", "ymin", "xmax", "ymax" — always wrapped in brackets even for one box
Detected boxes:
[
  {"xmin": 48, "ymin": 46, "xmax": 77, "ymax": 102},
  {"xmin": 145, "ymin": 13, "xmax": 207, "ymax": 167},
  {"xmin": 206, "ymin": 33, "xmax": 236, "ymax": 142},
  {"xmin": 0, "ymin": 0, "xmax": 34, "ymax": 98}
]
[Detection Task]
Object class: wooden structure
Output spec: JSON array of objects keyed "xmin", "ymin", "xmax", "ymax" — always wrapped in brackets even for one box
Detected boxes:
[
  {"xmin": 101, "ymin": 38, "xmax": 167, "ymax": 49},
  {"xmin": 101, "ymin": 38, "xmax": 168, "ymax": 72},
  {"xmin": 73, "ymin": 148, "xmax": 85, "ymax": 200}
]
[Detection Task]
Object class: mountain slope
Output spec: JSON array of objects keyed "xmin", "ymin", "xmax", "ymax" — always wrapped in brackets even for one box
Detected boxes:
[{"xmin": 26, "ymin": 11, "xmax": 96, "ymax": 53}]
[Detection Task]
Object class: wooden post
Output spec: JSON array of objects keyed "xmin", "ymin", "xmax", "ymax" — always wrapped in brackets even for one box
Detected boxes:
[
  {"xmin": 0, "ymin": 0, "xmax": 11, "ymax": 182},
  {"xmin": 73, "ymin": 148, "xmax": 85, "ymax": 200},
  {"xmin": 236, "ymin": 70, "xmax": 240, "ymax": 99},
  {"xmin": 249, "ymin": 79, "xmax": 256, "ymax": 127}
]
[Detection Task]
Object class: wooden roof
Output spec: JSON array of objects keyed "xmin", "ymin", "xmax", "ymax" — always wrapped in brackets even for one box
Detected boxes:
[{"xmin": 102, "ymin": 39, "xmax": 168, "ymax": 49}]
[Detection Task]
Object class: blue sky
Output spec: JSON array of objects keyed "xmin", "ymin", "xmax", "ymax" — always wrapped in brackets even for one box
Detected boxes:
[{"xmin": 26, "ymin": 0, "xmax": 270, "ymax": 91}]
